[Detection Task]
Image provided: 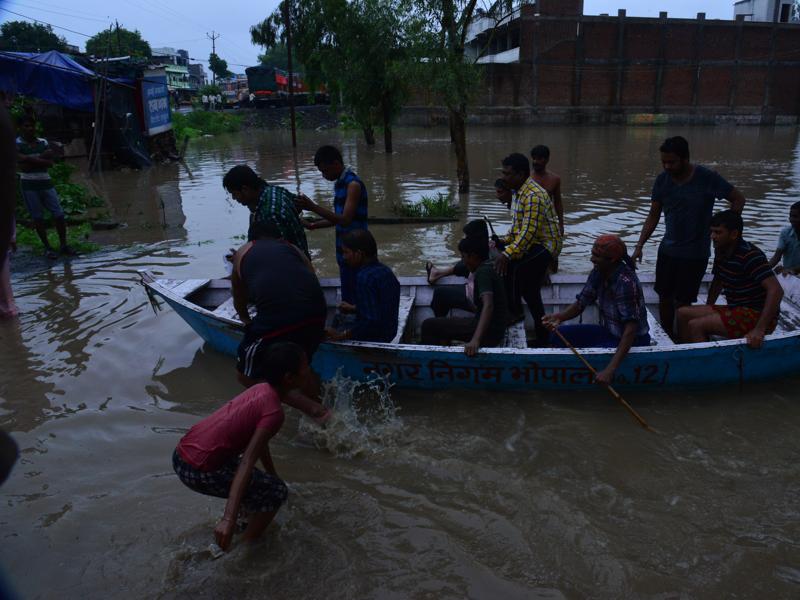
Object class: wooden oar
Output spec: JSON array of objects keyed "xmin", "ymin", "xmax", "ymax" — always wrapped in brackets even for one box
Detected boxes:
[{"xmin": 552, "ymin": 328, "xmax": 654, "ymax": 432}]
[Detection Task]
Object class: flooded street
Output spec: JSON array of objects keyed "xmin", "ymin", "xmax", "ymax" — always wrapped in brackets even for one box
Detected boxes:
[{"xmin": 2, "ymin": 125, "xmax": 800, "ymax": 598}]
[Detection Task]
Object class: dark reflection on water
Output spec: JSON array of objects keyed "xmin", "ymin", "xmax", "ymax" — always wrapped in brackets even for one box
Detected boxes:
[{"xmin": 1, "ymin": 125, "xmax": 800, "ymax": 599}]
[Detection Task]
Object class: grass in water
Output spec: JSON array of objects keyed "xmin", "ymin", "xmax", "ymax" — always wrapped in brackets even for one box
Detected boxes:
[
  {"xmin": 172, "ymin": 111, "xmax": 242, "ymax": 139},
  {"xmin": 394, "ymin": 193, "xmax": 458, "ymax": 218},
  {"xmin": 15, "ymin": 222, "xmax": 99, "ymax": 255}
]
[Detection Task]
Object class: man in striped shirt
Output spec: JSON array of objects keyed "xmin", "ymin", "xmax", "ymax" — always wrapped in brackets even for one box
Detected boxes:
[
  {"xmin": 497, "ymin": 153, "xmax": 563, "ymax": 344},
  {"xmin": 676, "ymin": 210, "xmax": 783, "ymax": 349},
  {"xmin": 222, "ymin": 165, "xmax": 309, "ymax": 258}
]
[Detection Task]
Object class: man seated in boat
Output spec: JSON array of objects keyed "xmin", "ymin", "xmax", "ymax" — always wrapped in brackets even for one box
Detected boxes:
[
  {"xmin": 420, "ymin": 235, "xmax": 509, "ymax": 356},
  {"xmin": 173, "ymin": 342, "xmax": 331, "ymax": 554},
  {"xmin": 222, "ymin": 164, "xmax": 309, "ymax": 258},
  {"xmin": 232, "ymin": 221, "xmax": 327, "ymax": 387},
  {"xmin": 426, "ymin": 180, "xmax": 512, "ymax": 284},
  {"xmin": 542, "ymin": 235, "xmax": 651, "ymax": 384},
  {"xmin": 768, "ymin": 201, "xmax": 800, "ymax": 275},
  {"xmin": 497, "ymin": 153, "xmax": 563, "ymax": 343},
  {"xmin": 326, "ymin": 229, "xmax": 400, "ymax": 343},
  {"xmin": 676, "ymin": 210, "xmax": 783, "ymax": 349}
]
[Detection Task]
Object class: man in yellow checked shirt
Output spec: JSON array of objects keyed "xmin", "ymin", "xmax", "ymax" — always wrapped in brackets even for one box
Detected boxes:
[{"xmin": 495, "ymin": 153, "xmax": 563, "ymax": 346}]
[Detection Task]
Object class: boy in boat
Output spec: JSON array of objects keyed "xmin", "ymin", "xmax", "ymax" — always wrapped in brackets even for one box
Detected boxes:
[
  {"xmin": 631, "ymin": 136, "xmax": 746, "ymax": 339},
  {"xmin": 222, "ymin": 165, "xmax": 309, "ymax": 258},
  {"xmin": 232, "ymin": 221, "xmax": 326, "ymax": 388},
  {"xmin": 173, "ymin": 341, "xmax": 330, "ymax": 553},
  {"xmin": 16, "ymin": 115, "xmax": 75, "ymax": 259},
  {"xmin": 498, "ymin": 153, "xmax": 562, "ymax": 343},
  {"xmin": 295, "ymin": 145, "xmax": 368, "ymax": 305},
  {"xmin": 425, "ymin": 220, "xmax": 491, "ymax": 319},
  {"xmin": 530, "ymin": 145, "xmax": 564, "ymax": 236},
  {"xmin": 542, "ymin": 235, "xmax": 650, "ymax": 385},
  {"xmin": 768, "ymin": 201, "xmax": 800, "ymax": 275},
  {"xmin": 426, "ymin": 180, "xmax": 512, "ymax": 284},
  {"xmin": 676, "ymin": 210, "xmax": 783, "ymax": 349},
  {"xmin": 421, "ymin": 235, "xmax": 509, "ymax": 356},
  {"xmin": 326, "ymin": 229, "xmax": 399, "ymax": 343}
]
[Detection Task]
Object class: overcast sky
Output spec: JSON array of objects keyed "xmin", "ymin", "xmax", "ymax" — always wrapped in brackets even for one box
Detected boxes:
[{"xmin": 1, "ymin": 0, "xmax": 737, "ymax": 72}]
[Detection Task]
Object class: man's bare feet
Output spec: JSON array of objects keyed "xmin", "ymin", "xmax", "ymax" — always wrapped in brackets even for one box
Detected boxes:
[{"xmin": 426, "ymin": 261, "xmax": 445, "ymax": 284}]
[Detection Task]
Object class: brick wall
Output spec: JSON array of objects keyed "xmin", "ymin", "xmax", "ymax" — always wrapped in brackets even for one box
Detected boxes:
[{"xmin": 467, "ymin": 9, "xmax": 800, "ymax": 118}]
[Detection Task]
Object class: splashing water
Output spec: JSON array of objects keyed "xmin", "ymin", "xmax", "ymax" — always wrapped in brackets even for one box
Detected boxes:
[{"xmin": 296, "ymin": 369, "xmax": 403, "ymax": 458}]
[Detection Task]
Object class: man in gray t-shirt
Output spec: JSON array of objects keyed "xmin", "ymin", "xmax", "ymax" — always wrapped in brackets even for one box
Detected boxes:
[{"xmin": 631, "ymin": 136, "xmax": 745, "ymax": 338}]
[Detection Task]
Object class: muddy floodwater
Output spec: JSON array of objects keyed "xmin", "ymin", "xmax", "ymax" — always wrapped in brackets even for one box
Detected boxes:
[{"xmin": 2, "ymin": 125, "xmax": 800, "ymax": 599}]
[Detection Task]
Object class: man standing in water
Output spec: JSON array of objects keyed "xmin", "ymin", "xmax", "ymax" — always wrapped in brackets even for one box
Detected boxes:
[
  {"xmin": 295, "ymin": 145, "xmax": 368, "ymax": 304},
  {"xmin": 16, "ymin": 115, "xmax": 75, "ymax": 259},
  {"xmin": 530, "ymin": 145, "xmax": 564, "ymax": 236},
  {"xmin": 222, "ymin": 165, "xmax": 309, "ymax": 258},
  {"xmin": 631, "ymin": 136, "xmax": 745, "ymax": 339}
]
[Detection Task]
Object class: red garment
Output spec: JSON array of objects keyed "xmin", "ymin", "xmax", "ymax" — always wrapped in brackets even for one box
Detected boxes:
[
  {"xmin": 177, "ymin": 383, "xmax": 284, "ymax": 471},
  {"xmin": 711, "ymin": 305, "xmax": 777, "ymax": 339}
]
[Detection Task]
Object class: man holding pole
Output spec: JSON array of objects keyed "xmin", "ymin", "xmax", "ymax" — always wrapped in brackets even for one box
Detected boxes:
[{"xmin": 543, "ymin": 235, "xmax": 650, "ymax": 385}]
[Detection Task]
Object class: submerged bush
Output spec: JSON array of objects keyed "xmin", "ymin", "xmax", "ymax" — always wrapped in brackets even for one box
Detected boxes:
[
  {"xmin": 394, "ymin": 193, "xmax": 458, "ymax": 218},
  {"xmin": 172, "ymin": 111, "xmax": 242, "ymax": 139}
]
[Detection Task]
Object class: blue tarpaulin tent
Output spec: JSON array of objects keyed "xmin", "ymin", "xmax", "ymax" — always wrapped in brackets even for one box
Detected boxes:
[{"xmin": 0, "ymin": 50, "xmax": 96, "ymax": 112}]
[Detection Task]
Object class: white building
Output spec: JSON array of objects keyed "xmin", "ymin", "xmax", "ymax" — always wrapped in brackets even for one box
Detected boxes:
[{"xmin": 733, "ymin": 0, "xmax": 798, "ymax": 22}]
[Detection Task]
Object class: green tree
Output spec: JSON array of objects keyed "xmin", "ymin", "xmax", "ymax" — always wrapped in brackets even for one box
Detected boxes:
[
  {"xmin": 208, "ymin": 53, "xmax": 232, "ymax": 83},
  {"xmin": 85, "ymin": 26, "xmax": 151, "ymax": 58},
  {"xmin": 257, "ymin": 43, "xmax": 304, "ymax": 72},
  {"xmin": 0, "ymin": 21, "xmax": 66, "ymax": 53},
  {"xmin": 411, "ymin": 0, "xmax": 484, "ymax": 193},
  {"xmin": 250, "ymin": 0, "xmax": 416, "ymax": 152}
]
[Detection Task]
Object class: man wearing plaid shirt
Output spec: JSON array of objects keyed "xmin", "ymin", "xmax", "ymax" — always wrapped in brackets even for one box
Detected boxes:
[
  {"xmin": 222, "ymin": 165, "xmax": 309, "ymax": 258},
  {"xmin": 496, "ymin": 153, "xmax": 563, "ymax": 344}
]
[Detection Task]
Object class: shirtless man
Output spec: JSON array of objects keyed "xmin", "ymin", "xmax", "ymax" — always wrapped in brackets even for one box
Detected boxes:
[{"xmin": 530, "ymin": 145, "xmax": 563, "ymax": 235}]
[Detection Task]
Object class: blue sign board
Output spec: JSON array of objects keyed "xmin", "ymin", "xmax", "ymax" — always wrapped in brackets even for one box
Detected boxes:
[{"xmin": 141, "ymin": 70, "xmax": 172, "ymax": 135}]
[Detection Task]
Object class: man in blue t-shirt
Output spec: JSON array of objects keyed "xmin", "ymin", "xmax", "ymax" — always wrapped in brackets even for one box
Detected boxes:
[
  {"xmin": 631, "ymin": 136, "xmax": 746, "ymax": 339},
  {"xmin": 295, "ymin": 145, "xmax": 368, "ymax": 305}
]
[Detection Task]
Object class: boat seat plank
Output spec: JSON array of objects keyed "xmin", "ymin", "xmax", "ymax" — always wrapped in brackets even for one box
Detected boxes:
[
  {"xmin": 211, "ymin": 297, "xmax": 255, "ymax": 322},
  {"xmin": 775, "ymin": 299, "xmax": 800, "ymax": 334},
  {"xmin": 391, "ymin": 291, "xmax": 416, "ymax": 345},
  {"xmin": 165, "ymin": 279, "xmax": 209, "ymax": 298},
  {"xmin": 502, "ymin": 320, "xmax": 528, "ymax": 349},
  {"xmin": 646, "ymin": 308, "xmax": 674, "ymax": 346}
]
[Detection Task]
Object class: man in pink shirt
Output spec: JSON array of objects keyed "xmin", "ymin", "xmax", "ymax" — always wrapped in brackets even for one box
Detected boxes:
[{"xmin": 173, "ymin": 342, "xmax": 330, "ymax": 552}]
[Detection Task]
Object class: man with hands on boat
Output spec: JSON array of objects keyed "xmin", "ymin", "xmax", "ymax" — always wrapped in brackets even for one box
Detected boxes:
[
  {"xmin": 676, "ymin": 210, "xmax": 783, "ymax": 349},
  {"xmin": 632, "ymin": 136, "xmax": 746, "ymax": 339},
  {"xmin": 231, "ymin": 221, "xmax": 327, "ymax": 388},
  {"xmin": 542, "ymin": 235, "xmax": 650, "ymax": 384},
  {"xmin": 173, "ymin": 342, "xmax": 330, "ymax": 553}
]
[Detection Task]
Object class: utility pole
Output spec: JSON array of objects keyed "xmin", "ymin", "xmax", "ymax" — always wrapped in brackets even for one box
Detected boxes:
[
  {"xmin": 115, "ymin": 20, "xmax": 121, "ymax": 56},
  {"xmin": 283, "ymin": 2, "xmax": 297, "ymax": 148},
  {"xmin": 207, "ymin": 30, "xmax": 220, "ymax": 84}
]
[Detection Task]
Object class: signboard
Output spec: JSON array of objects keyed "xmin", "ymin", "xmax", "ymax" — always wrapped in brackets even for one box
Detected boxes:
[{"xmin": 141, "ymin": 69, "xmax": 172, "ymax": 136}]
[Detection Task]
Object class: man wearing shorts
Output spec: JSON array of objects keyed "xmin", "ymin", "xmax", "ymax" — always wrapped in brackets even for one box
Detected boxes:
[
  {"xmin": 231, "ymin": 222, "xmax": 326, "ymax": 387},
  {"xmin": 676, "ymin": 210, "xmax": 783, "ymax": 349},
  {"xmin": 631, "ymin": 136, "xmax": 745, "ymax": 338},
  {"xmin": 16, "ymin": 115, "xmax": 74, "ymax": 259}
]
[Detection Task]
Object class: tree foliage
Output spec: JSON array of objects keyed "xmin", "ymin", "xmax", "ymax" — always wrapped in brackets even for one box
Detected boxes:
[
  {"xmin": 208, "ymin": 53, "xmax": 232, "ymax": 80},
  {"xmin": 250, "ymin": 0, "xmax": 418, "ymax": 152},
  {"xmin": 0, "ymin": 21, "xmax": 66, "ymax": 53},
  {"xmin": 85, "ymin": 26, "xmax": 151, "ymax": 58}
]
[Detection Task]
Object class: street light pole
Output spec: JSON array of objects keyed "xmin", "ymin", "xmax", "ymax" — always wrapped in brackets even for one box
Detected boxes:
[{"xmin": 283, "ymin": 1, "xmax": 297, "ymax": 148}]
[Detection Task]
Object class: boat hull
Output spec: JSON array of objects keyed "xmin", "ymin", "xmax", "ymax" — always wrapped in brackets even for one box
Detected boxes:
[{"xmin": 152, "ymin": 282, "xmax": 800, "ymax": 391}]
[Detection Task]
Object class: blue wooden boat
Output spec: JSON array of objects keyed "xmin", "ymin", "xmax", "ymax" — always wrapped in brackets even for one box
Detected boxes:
[{"xmin": 139, "ymin": 270, "xmax": 800, "ymax": 391}]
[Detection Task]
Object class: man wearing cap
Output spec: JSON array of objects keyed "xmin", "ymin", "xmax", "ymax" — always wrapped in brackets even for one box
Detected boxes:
[{"xmin": 542, "ymin": 235, "xmax": 650, "ymax": 384}]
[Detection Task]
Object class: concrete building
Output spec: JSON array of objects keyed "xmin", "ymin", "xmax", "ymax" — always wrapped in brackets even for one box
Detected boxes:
[
  {"xmin": 734, "ymin": 0, "xmax": 797, "ymax": 23},
  {"xmin": 188, "ymin": 63, "xmax": 206, "ymax": 89}
]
